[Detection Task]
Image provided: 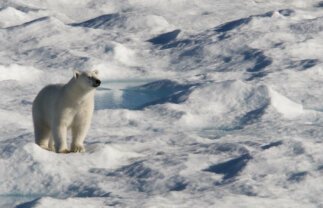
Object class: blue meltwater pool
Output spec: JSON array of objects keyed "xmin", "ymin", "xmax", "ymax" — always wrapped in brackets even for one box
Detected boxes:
[{"xmin": 95, "ymin": 79, "xmax": 194, "ymax": 110}]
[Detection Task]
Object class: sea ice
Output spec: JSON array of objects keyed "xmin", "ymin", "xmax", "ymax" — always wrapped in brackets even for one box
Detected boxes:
[{"xmin": 1, "ymin": 0, "xmax": 323, "ymax": 207}]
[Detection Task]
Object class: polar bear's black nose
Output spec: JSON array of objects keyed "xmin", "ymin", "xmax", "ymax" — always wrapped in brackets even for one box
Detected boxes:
[{"xmin": 93, "ymin": 79, "xmax": 101, "ymax": 87}]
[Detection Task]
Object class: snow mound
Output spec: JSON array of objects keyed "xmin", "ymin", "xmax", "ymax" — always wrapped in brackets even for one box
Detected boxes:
[
  {"xmin": 0, "ymin": 7, "xmax": 41, "ymax": 28},
  {"xmin": 177, "ymin": 80, "xmax": 270, "ymax": 129},
  {"xmin": 269, "ymin": 87, "xmax": 304, "ymax": 119},
  {"xmin": 0, "ymin": 64, "xmax": 42, "ymax": 82},
  {"xmin": 0, "ymin": 142, "xmax": 142, "ymax": 198},
  {"xmin": 16, "ymin": 197, "xmax": 107, "ymax": 208}
]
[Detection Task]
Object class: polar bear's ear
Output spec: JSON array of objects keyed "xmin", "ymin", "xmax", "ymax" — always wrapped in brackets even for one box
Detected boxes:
[
  {"xmin": 93, "ymin": 69, "xmax": 99, "ymax": 75},
  {"xmin": 74, "ymin": 71, "xmax": 80, "ymax": 79}
]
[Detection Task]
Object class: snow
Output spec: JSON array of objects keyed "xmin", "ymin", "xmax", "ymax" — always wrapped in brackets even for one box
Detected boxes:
[
  {"xmin": 0, "ymin": 64, "xmax": 42, "ymax": 82},
  {"xmin": 269, "ymin": 87, "xmax": 304, "ymax": 119},
  {"xmin": 2, "ymin": 0, "xmax": 323, "ymax": 207}
]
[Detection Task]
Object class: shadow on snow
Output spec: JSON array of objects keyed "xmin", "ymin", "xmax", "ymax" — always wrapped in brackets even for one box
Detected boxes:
[
  {"xmin": 204, "ymin": 154, "xmax": 252, "ymax": 183},
  {"xmin": 70, "ymin": 13, "xmax": 126, "ymax": 29}
]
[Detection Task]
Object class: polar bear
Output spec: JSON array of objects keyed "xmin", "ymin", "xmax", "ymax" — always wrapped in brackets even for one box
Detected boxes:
[{"xmin": 32, "ymin": 70, "xmax": 101, "ymax": 153}]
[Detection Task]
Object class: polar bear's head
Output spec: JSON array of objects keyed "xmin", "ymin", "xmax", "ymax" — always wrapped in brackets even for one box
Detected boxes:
[{"xmin": 74, "ymin": 70, "xmax": 101, "ymax": 90}]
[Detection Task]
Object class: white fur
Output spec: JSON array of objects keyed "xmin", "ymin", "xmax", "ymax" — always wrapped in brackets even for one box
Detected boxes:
[{"xmin": 32, "ymin": 70, "xmax": 100, "ymax": 153}]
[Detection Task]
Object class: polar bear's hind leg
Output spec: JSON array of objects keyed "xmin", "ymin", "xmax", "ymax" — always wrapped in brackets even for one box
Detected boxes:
[{"xmin": 34, "ymin": 122, "xmax": 51, "ymax": 150}]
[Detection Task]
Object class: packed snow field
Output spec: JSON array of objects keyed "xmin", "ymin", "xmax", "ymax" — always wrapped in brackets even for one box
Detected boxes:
[{"xmin": 2, "ymin": 0, "xmax": 323, "ymax": 207}]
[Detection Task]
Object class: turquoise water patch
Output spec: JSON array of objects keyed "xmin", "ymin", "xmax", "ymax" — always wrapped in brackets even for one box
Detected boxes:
[{"xmin": 95, "ymin": 79, "xmax": 193, "ymax": 110}]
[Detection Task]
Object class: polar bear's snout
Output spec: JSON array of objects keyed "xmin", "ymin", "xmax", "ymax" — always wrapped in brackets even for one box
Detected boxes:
[{"xmin": 92, "ymin": 78, "xmax": 101, "ymax": 87}]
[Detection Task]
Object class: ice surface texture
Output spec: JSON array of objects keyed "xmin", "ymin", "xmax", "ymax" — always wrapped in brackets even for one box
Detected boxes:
[{"xmin": 2, "ymin": 0, "xmax": 323, "ymax": 207}]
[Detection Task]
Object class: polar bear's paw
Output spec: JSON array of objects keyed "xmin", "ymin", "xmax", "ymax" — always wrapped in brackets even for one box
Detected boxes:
[
  {"xmin": 48, "ymin": 146, "xmax": 55, "ymax": 152},
  {"xmin": 39, "ymin": 144, "xmax": 51, "ymax": 151},
  {"xmin": 39, "ymin": 144, "xmax": 55, "ymax": 152},
  {"xmin": 58, "ymin": 148, "xmax": 70, "ymax": 154},
  {"xmin": 70, "ymin": 144, "xmax": 85, "ymax": 153}
]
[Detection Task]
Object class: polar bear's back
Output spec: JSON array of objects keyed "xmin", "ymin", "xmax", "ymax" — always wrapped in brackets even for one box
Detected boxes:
[{"xmin": 32, "ymin": 84, "xmax": 64, "ymax": 126}]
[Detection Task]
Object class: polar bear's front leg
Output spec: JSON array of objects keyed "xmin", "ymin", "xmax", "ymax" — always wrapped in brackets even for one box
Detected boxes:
[
  {"xmin": 70, "ymin": 117, "xmax": 91, "ymax": 153},
  {"xmin": 48, "ymin": 134, "xmax": 55, "ymax": 152},
  {"xmin": 53, "ymin": 125, "xmax": 69, "ymax": 153},
  {"xmin": 70, "ymin": 124, "xmax": 88, "ymax": 153},
  {"xmin": 70, "ymin": 108, "xmax": 92, "ymax": 153}
]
